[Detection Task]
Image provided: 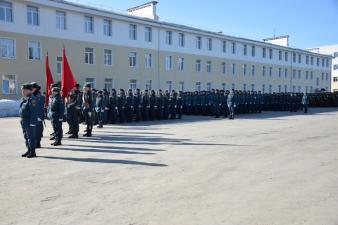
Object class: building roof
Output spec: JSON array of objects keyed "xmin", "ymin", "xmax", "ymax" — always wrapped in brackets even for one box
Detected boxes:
[{"xmin": 47, "ymin": 0, "xmax": 332, "ymax": 58}]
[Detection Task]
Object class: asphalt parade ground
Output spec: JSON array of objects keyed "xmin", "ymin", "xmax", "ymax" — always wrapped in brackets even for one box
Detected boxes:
[{"xmin": 1, "ymin": 108, "xmax": 338, "ymax": 225}]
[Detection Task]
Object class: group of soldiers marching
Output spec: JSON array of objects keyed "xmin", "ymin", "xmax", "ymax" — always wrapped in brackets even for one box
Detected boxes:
[{"xmin": 19, "ymin": 81, "xmax": 338, "ymax": 159}]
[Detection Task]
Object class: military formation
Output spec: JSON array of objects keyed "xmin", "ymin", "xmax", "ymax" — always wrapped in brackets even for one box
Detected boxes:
[{"xmin": 19, "ymin": 81, "xmax": 338, "ymax": 159}]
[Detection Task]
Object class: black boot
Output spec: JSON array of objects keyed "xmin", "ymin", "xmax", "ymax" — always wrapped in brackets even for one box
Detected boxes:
[
  {"xmin": 68, "ymin": 134, "xmax": 78, "ymax": 139},
  {"xmin": 50, "ymin": 136, "xmax": 56, "ymax": 141},
  {"xmin": 51, "ymin": 140, "xmax": 62, "ymax": 146},
  {"xmin": 27, "ymin": 149, "xmax": 37, "ymax": 158},
  {"xmin": 22, "ymin": 150, "xmax": 30, "ymax": 157},
  {"xmin": 36, "ymin": 143, "xmax": 41, "ymax": 149}
]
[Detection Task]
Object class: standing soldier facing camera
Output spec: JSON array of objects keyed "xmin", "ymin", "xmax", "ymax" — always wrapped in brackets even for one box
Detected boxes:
[
  {"xmin": 48, "ymin": 86, "xmax": 64, "ymax": 146},
  {"xmin": 31, "ymin": 82, "xmax": 45, "ymax": 148},
  {"xmin": 83, "ymin": 83, "xmax": 94, "ymax": 137},
  {"xmin": 66, "ymin": 93, "xmax": 80, "ymax": 138},
  {"xmin": 19, "ymin": 83, "xmax": 38, "ymax": 158}
]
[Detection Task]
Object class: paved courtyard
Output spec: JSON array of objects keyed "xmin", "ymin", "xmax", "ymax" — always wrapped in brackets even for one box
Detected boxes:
[{"xmin": 1, "ymin": 108, "xmax": 338, "ymax": 225}]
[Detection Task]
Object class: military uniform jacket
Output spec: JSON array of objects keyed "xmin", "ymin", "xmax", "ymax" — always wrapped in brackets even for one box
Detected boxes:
[
  {"xmin": 19, "ymin": 95, "xmax": 38, "ymax": 126},
  {"xmin": 49, "ymin": 94, "xmax": 64, "ymax": 121},
  {"xmin": 33, "ymin": 91, "xmax": 45, "ymax": 121},
  {"xmin": 95, "ymin": 95, "xmax": 104, "ymax": 112},
  {"xmin": 83, "ymin": 91, "xmax": 93, "ymax": 110}
]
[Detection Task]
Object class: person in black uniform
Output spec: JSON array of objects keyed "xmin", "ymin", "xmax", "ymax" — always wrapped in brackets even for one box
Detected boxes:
[
  {"xmin": 126, "ymin": 89, "xmax": 135, "ymax": 122},
  {"xmin": 109, "ymin": 89, "xmax": 118, "ymax": 124},
  {"xmin": 82, "ymin": 83, "xmax": 94, "ymax": 137},
  {"xmin": 177, "ymin": 91, "xmax": 183, "ymax": 119},
  {"xmin": 31, "ymin": 82, "xmax": 45, "ymax": 148},
  {"xmin": 142, "ymin": 90, "xmax": 150, "ymax": 121},
  {"xmin": 118, "ymin": 89, "xmax": 127, "ymax": 123},
  {"xmin": 19, "ymin": 83, "xmax": 38, "ymax": 158},
  {"xmin": 134, "ymin": 89, "xmax": 143, "ymax": 122},
  {"xmin": 48, "ymin": 87, "xmax": 64, "ymax": 146},
  {"xmin": 67, "ymin": 93, "xmax": 80, "ymax": 138},
  {"xmin": 95, "ymin": 90, "xmax": 104, "ymax": 128},
  {"xmin": 149, "ymin": 90, "xmax": 157, "ymax": 120}
]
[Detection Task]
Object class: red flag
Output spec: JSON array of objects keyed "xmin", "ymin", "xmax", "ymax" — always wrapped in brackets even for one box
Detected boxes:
[
  {"xmin": 45, "ymin": 53, "xmax": 54, "ymax": 107},
  {"xmin": 61, "ymin": 47, "xmax": 77, "ymax": 99}
]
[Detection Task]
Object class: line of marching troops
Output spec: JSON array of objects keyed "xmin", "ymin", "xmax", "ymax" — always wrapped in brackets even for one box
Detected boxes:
[{"xmin": 19, "ymin": 81, "xmax": 338, "ymax": 159}]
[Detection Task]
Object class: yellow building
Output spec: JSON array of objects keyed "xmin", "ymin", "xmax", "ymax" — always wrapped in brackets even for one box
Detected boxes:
[{"xmin": 0, "ymin": 0, "xmax": 332, "ymax": 99}]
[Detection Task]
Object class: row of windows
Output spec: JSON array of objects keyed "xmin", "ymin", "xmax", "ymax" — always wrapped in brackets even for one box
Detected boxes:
[
  {"xmin": 0, "ymin": 1, "xmax": 331, "ymax": 68},
  {"xmin": 1, "ymin": 37, "xmax": 330, "ymax": 83}
]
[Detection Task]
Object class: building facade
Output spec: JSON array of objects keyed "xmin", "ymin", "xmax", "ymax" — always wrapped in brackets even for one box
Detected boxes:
[
  {"xmin": 308, "ymin": 45, "xmax": 338, "ymax": 92},
  {"xmin": 0, "ymin": 0, "xmax": 332, "ymax": 99}
]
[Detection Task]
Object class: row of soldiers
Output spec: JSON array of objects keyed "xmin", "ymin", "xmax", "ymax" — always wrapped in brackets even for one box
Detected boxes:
[{"xmin": 181, "ymin": 90, "xmax": 311, "ymax": 117}]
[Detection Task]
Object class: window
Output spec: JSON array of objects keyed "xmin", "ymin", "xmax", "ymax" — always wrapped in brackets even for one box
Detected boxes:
[
  {"xmin": 85, "ymin": 78, "xmax": 96, "ymax": 88},
  {"xmin": 196, "ymin": 36, "xmax": 202, "ymax": 49},
  {"xmin": 278, "ymin": 85, "xmax": 281, "ymax": 93},
  {"xmin": 129, "ymin": 52, "xmax": 137, "ymax": 67},
  {"xmin": 293, "ymin": 69, "xmax": 296, "ymax": 79},
  {"xmin": 305, "ymin": 71, "xmax": 309, "ymax": 80},
  {"xmin": 326, "ymin": 59, "xmax": 329, "ymax": 68},
  {"xmin": 326, "ymin": 73, "xmax": 329, "ymax": 81},
  {"xmin": 298, "ymin": 70, "xmax": 301, "ymax": 79},
  {"xmin": 0, "ymin": 1, "xmax": 13, "ymax": 22},
  {"xmin": 269, "ymin": 67, "xmax": 272, "ymax": 77},
  {"xmin": 243, "ymin": 44, "xmax": 247, "ymax": 56},
  {"xmin": 129, "ymin": 79, "xmax": 137, "ymax": 90},
  {"xmin": 279, "ymin": 50, "xmax": 282, "ymax": 60},
  {"xmin": 243, "ymin": 84, "xmax": 247, "ymax": 91},
  {"xmin": 104, "ymin": 78, "xmax": 113, "ymax": 90},
  {"xmin": 27, "ymin": 6, "xmax": 39, "ymax": 26},
  {"xmin": 222, "ymin": 83, "xmax": 226, "ymax": 91},
  {"xmin": 222, "ymin": 62, "xmax": 226, "ymax": 74},
  {"xmin": 321, "ymin": 73, "xmax": 324, "ymax": 80},
  {"xmin": 2, "ymin": 74, "xmax": 16, "ymax": 94},
  {"xmin": 206, "ymin": 82, "xmax": 212, "ymax": 91},
  {"xmin": 166, "ymin": 80, "xmax": 173, "ymax": 92},
  {"xmin": 145, "ymin": 27, "xmax": 152, "ymax": 42},
  {"xmin": 316, "ymin": 57, "xmax": 320, "ymax": 66},
  {"xmin": 251, "ymin": 45, "xmax": 255, "ymax": 57},
  {"xmin": 165, "ymin": 31, "xmax": 172, "ymax": 45},
  {"xmin": 262, "ymin": 48, "xmax": 266, "ymax": 58},
  {"xmin": 129, "ymin": 24, "xmax": 137, "ymax": 40},
  {"xmin": 165, "ymin": 56, "xmax": 173, "ymax": 70},
  {"xmin": 195, "ymin": 82, "xmax": 201, "ymax": 92},
  {"xmin": 251, "ymin": 84, "xmax": 255, "ymax": 91},
  {"xmin": 310, "ymin": 71, "xmax": 313, "ymax": 80},
  {"xmin": 269, "ymin": 85, "xmax": 272, "ymax": 93},
  {"xmin": 305, "ymin": 86, "xmax": 308, "ymax": 93},
  {"xmin": 292, "ymin": 85, "xmax": 296, "ymax": 93},
  {"xmin": 178, "ymin": 81, "xmax": 184, "ymax": 92},
  {"xmin": 333, "ymin": 77, "xmax": 338, "ymax": 83},
  {"xmin": 310, "ymin": 86, "xmax": 313, "ymax": 93},
  {"xmin": 298, "ymin": 54, "xmax": 301, "ymax": 63},
  {"xmin": 56, "ymin": 11, "xmax": 66, "ymax": 30},
  {"xmin": 311, "ymin": 56, "xmax": 314, "ymax": 65},
  {"xmin": 178, "ymin": 33, "xmax": 185, "ymax": 47},
  {"xmin": 334, "ymin": 64, "xmax": 338, "ymax": 70},
  {"xmin": 321, "ymin": 58, "xmax": 325, "ymax": 67},
  {"xmin": 243, "ymin": 64, "xmax": 247, "ymax": 76},
  {"xmin": 316, "ymin": 77, "xmax": 319, "ymax": 86},
  {"xmin": 206, "ymin": 61, "xmax": 212, "ymax": 73},
  {"xmin": 222, "ymin": 40, "xmax": 226, "ymax": 53},
  {"xmin": 0, "ymin": 38, "xmax": 15, "ymax": 59},
  {"xmin": 145, "ymin": 53, "xmax": 152, "ymax": 68},
  {"xmin": 251, "ymin": 65, "xmax": 255, "ymax": 76},
  {"xmin": 284, "ymin": 68, "xmax": 288, "ymax": 78},
  {"xmin": 293, "ymin": 53, "xmax": 296, "ymax": 63},
  {"xmin": 285, "ymin": 52, "xmax": 288, "ymax": 61},
  {"xmin": 207, "ymin": 38, "xmax": 212, "ymax": 51},
  {"xmin": 284, "ymin": 85, "xmax": 288, "ymax": 92},
  {"xmin": 145, "ymin": 80, "xmax": 152, "ymax": 90},
  {"xmin": 231, "ymin": 42, "xmax": 236, "ymax": 54},
  {"xmin": 269, "ymin": 48, "xmax": 273, "ymax": 59},
  {"xmin": 57, "ymin": 56, "xmax": 62, "ymax": 75},
  {"xmin": 232, "ymin": 83, "xmax": 235, "ymax": 90},
  {"xmin": 232, "ymin": 63, "xmax": 236, "ymax": 75},
  {"xmin": 196, "ymin": 60, "xmax": 201, "ymax": 72},
  {"xmin": 104, "ymin": 49, "xmax": 112, "ymax": 66},
  {"xmin": 178, "ymin": 57, "xmax": 184, "ymax": 71},
  {"xmin": 262, "ymin": 66, "xmax": 266, "ymax": 76},
  {"xmin": 28, "ymin": 41, "xmax": 41, "ymax": 60},
  {"xmin": 278, "ymin": 68, "xmax": 282, "ymax": 78},
  {"xmin": 306, "ymin": 55, "xmax": 309, "ymax": 65},
  {"xmin": 262, "ymin": 84, "xmax": 265, "ymax": 93},
  {"xmin": 84, "ymin": 47, "xmax": 94, "ymax": 64},
  {"xmin": 103, "ymin": 19, "xmax": 112, "ymax": 36},
  {"xmin": 84, "ymin": 16, "xmax": 94, "ymax": 33},
  {"xmin": 298, "ymin": 86, "xmax": 301, "ymax": 93}
]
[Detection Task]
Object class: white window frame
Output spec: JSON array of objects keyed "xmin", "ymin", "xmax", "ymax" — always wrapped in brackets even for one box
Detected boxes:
[
  {"xmin": 178, "ymin": 33, "xmax": 185, "ymax": 47},
  {"xmin": 145, "ymin": 53, "xmax": 152, "ymax": 68},
  {"xmin": 178, "ymin": 57, "xmax": 184, "ymax": 71},
  {"xmin": 145, "ymin": 27, "xmax": 152, "ymax": 42},
  {"xmin": 56, "ymin": 10, "xmax": 66, "ymax": 30},
  {"xmin": 28, "ymin": 40, "xmax": 41, "ymax": 61},
  {"xmin": 84, "ymin": 47, "xmax": 95, "ymax": 65},
  {"xmin": 84, "ymin": 15, "xmax": 94, "ymax": 33},
  {"xmin": 129, "ymin": 24, "xmax": 137, "ymax": 40},
  {"xmin": 0, "ymin": 1, "xmax": 13, "ymax": 22},
  {"xmin": 207, "ymin": 38, "xmax": 212, "ymax": 51},
  {"xmin": 165, "ymin": 56, "xmax": 173, "ymax": 71},
  {"xmin": 206, "ymin": 61, "xmax": 212, "ymax": 73},
  {"xmin": 129, "ymin": 52, "xmax": 137, "ymax": 67},
  {"xmin": 196, "ymin": 60, "xmax": 201, "ymax": 72},
  {"xmin": 165, "ymin": 31, "xmax": 172, "ymax": 45},
  {"xmin": 85, "ymin": 78, "xmax": 96, "ymax": 88},
  {"xmin": 103, "ymin": 19, "xmax": 112, "ymax": 36},
  {"xmin": 2, "ymin": 74, "xmax": 17, "ymax": 95},
  {"xmin": 196, "ymin": 36, "xmax": 202, "ymax": 50},
  {"xmin": 0, "ymin": 37, "xmax": 15, "ymax": 59},
  {"xmin": 104, "ymin": 49, "xmax": 112, "ymax": 66},
  {"xmin": 27, "ymin": 5, "xmax": 39, "ymax": 26}
]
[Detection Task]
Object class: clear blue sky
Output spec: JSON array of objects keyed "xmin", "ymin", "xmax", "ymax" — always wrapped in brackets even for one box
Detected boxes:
[{"xmin": 69, "ymin": 0, "xmax": 338, "ymax": 49}]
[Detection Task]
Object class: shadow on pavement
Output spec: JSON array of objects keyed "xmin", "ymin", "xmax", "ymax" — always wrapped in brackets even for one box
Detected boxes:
[{"xmin": 39, "ymin": 156, "xmax": 168, "ymax": 167}]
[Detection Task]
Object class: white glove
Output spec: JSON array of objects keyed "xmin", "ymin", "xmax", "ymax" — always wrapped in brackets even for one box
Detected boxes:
[
  {"xmin": 30, "ymin": 124, "xmax": 36, "ymax": 127},
  {"xmin": 59, "ymin": 119, "xmax": 63, "ymax": 122},
  {"xmin": 88, "ymin": 112, "xmax": 92, "ymax": 117},
  {"xmin": 37, "ymin": 118, "xmax": 42, "ymax": 122}
]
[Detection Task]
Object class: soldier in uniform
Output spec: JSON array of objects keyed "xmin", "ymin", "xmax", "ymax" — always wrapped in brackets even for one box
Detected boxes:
[
  {"xmin": 126, "ymin": 89, "xmax": 135, "ymax": 122},
  {"xmin": 134, "ymin": 89, "xmax": 143, "ymax": 122},
  {"xmin": 109, "ymin": 89, "xmax": 118, "ymax": 124},
  {"xmin": 19, "ymin": 83, "xmax": 38, "ymax": 158},
  {"xmin": 163, "ymin": 90, "xmax": 170, "ymax": 120},
  {"xmin": 227, "ymin": 90, "xmax": 236, "ymax": 120},
  {"xmin": 118, "ymin": 89, "xmax": 127, "ymax": 123},
  {"xmin": 103, "ymin": 89, "xmax": 110, "ymax": 124},
  {"xmin": 95, "ymin": 90, "xmax": 104, "ymax": 128},
  {"xmin": 157, "ymin": 89, "xmax": 165, "ymax": 120},
  {"xmin": 66, "ymin": 93, "xmax": 80, "ymax": 138},
  {"xmin": 48, "ymin": 86, "xmax": 64, "ymax": 146},
  {"xmin": 302, "ymin": 92, "xmax": 309, "ymax": 114},
  {"xmin": 170, "ymin": 90, "xmax": 177, "ymax": 119},
  {"xmin": 177, "ymin": 91, "xmax": 183, "ymax": 119},
  {"xmin": 31, "ymin": 82, "xmax": 45, "ymax": 148},
  {"xmin": 149, "ymin": 90, "xmax": 157, "ymax": 120},
  {"xmin": 82, "ymin": 83, "xmax": 94, "ymax": 137}
]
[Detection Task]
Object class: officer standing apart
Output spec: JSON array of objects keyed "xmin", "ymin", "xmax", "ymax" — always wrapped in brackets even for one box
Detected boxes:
[
  {"xmin": 48, "ymin": 86, "xmax": 64, "ymax": 146},
  {"xmin": 83, "ymin": 83, "xmax": 94, "ymax": 137},
  {"xmin": 19, "ymin": 83, "xmax": 38, "ymax": 158},
  {"xmin": 302, "ymin": 92, "xmax": 309, "ymax": 114}
]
